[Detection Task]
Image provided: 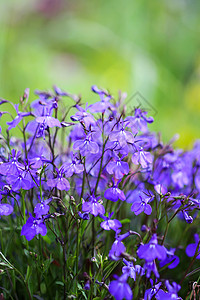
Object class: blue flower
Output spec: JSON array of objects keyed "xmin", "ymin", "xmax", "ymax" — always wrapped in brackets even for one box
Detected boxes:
[
  {"xmin": 21, "ymin": 213, "xmax": 47, "ymax": 241},
  {"xmin": 109, "ymin": 273, "xmax": 132, "ymax": 300},
  {"xmin": 137, "ymin": 234, "xmax": 167, "ymax": 262}
]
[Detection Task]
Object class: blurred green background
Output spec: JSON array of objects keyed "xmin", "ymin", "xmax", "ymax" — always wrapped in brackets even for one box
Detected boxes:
[{"xmin": 0, "ymin": 0, "xmax": 200, "ymax": 148}]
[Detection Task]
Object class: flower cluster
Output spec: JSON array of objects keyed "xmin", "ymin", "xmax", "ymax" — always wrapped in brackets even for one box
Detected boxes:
[{"xmin": 0, "ymin": 85, "xmax": 199, "ymax": 299}]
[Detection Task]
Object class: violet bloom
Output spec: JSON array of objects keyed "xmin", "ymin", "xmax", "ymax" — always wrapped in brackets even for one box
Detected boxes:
[
  {"xmin": 109, "ymin": 273, "xmax": 132, "ymax": 300},
  {"xmin": 109, "ymin": 232, "xmax": 130, "ymax": 260},
  {"xmin": 78, "ymin": 212, "xmax": 90, "ymax": 220},
  {"xmin": 109, "ymin": 121, "xmax": 134, "ymax": 147},
  {"xmin": 160, "ymin": 248, "xmax": 180, "ymax": 269},
  {"xmin": 21, "ymin": 213, "xmax": 47, "ymax": 241},
  {"xmin": 0, "ymin": 150, "xmax": 23, "ymax": 176},
  {"xmin": 144, "ymin": 260, "xmax": 160, "ymax": 278},
  {"xmin": 122, "ymin": 259, "xmax": 144, "ymax": 281},
  {"xmin": 182, "ymin": 210, "xmax": 193, "ymax": 224},
  {"xmin": 82, "ymin": 194, "xmax": 105, "ymax": 217},
  {"xmin": 186, "ymin": 234, "xmax": 200, "ymax": 259},
  {"xmin": 104, "ymin": 180, "xmax": 126, "ymax": 202},
  {"xmin": 6, "ymin": 172, "xmax": 34, "ymax": 191},
  {"xmin": 89, "ymin": 85, "xmax": 112, "ymax": 113},
  {"xmin": 36, "ymin": 106, "xmax": 61, "ymax": 128},
  {"xmin": 106, "ymin": 156, "xmax": 129, "ymax": 179},
  {"xmin": 73, "ymin": 133, "xmax": 99, "ymax": 156},
  {"xmin": 100, "ymin": 212, "xmax": 122, "ymax": 231},
  {"xmin": 171, "ymin": 170, "xmax": 189, "ymax": 188},
  {"xmin": 62, "ymin": 153, "xmax": 84, "ymax": 177},
  {"xmin": 131, "ymin": 193, "xmax": 153, "ymax": 216},
  {"xmin": 137, "ymin": 234, "xmax": 167, "ymax": 262},
  {"xmin": 71, "ymin": 104, "xmax": 96, "ymax": 128},
  {"xmin": 0, "ymin": 203, "xmax": 13, "ymax": 216},
  {"xmin": 156, "ymin": 281, "xmax": 182, "ymax": 300},
  {"xmin": 7, "ymin": 104, "xmax": 30, "ymax": 130},
  {"xmin": 34, "ymin": 199, "xmax": 51, "ymax": 218},
  {"xmin": 46, "ymin": 167, "xmax": 70, "ymax": 191},
  {"xmin": 126, "ymin": 108, "xmax": 154, "ymax": 134},
  {"xmin": 132, "ymin": 147, "xmax": 153, "ymax": 169},
  {"xmin": 144, "ymin": 280, "xmax": 162, "ymax": 300}
]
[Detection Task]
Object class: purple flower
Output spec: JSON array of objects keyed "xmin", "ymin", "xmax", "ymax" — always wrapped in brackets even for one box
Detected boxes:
[
  {"xmin": 122, "ymin": 259, "xmax": 144, "ymax": 281},
  {"xmin": 36, "ymin": 106, "xmax": 61, "ymax": 128},
  {"xmin": 137, "ymin": 234, "xmax": 167, "ymax": 262},
  {"xmin": 89, "ymin": 85, "xmax": 112, "ymax": 113},
  {"xmin": 6, "ymin": 172, "xmax": 34, "ymax": 191},
  {"xmin": 109, "ymin": 121, "xmax": 134, "ymax": 147},
  {"xmin": 62, "ymin": 153, "xmax": 84, "ymax": 177},
  {"xmin": 21, "ymin": 213, "xmax": 47, "ymax": 241},
  {"xmin": 156, "ymin": 281, "xmax": 182, "ymax": 300},
  {"xmin": 0, "ymin": 203, "xmax": 13, "ymax": 216},
  {"xmin": 109, "ymin": 232, "xmax": 130, "ymax": 260},
  {"xmin": 186, "ymin": 234, "xmax": 200, "ymax": 259},
  {"xmin": 100, "ymin": 213, "xmax": 122, "ymax": 231},
  {"xmin": 126, "ymin": 108, "xmax": 154, "ymax": 134},
  {"xmin": 71, "ymin": 104, "xmax": 96, "ymax": 128},
  {"xmin": 106, "ymin": 156, "xmax": 129, "ymax": 179},
  {"xmin": 34, "ymin": 199, "xmax": 51, "ymax": 218},
  {"xmin": 144, "ymin": 260, "xmax": 160, "ymax": 278},
  {"xmin": 46, "ymin": 167, "xmax": 70, "ymax": 191},
  {"xmin": 109, "ymin": 273, "xmax": 132, "ymax": 300},
  {"xmin": 82, "ymin": 195, "xmax": 105, "ymax": 217},
  {"xmin": 7, "ymin": 104, "xmax": 30, "ymax": 130},
  {"xmin": 104, "ymin": 180, "xmax": 126, "ymax": 202},
  {"xmin": 131, "ymin": 193, "xmax": 153, "ymax": 216},
  {"xmin": 160, "ymin": 248, "xmax": 179, "ymax": 269},
  {"xmin": 0, "ymin": 150, "xmax": 23, "ymax": 176},
  {"xmin": 78, "ymin": 212, "xmax": 90, "ymax": 220},
  {"xmin": 132, "ymin": 147, "xmax": 153, "ymax": 169},
  {"xmin": 144, "ymin": 280, "xmax": 162, "ymax": 300},
  {"xmin": 73, "ymin": 133, "xmax": 99, "ymax": 156}
]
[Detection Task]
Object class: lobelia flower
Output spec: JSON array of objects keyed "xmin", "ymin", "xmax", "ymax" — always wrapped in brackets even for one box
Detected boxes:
[
  {"xmin": 34, "ymin": 199, "xmax": 51, "ymax": 218},
  {"xmin": 36, "ymin": 106, "xmax": 61, "ymax": 128},
  {"xmin": 82, "ymin": 194, "xmax": 105, "ymax": 217},
  {"xmin": 0, "ymin": 203, "xmax": 13, "ymax": 217},
  {"xmin": 0, "ymin": 150, "xmax": 23, "ymax": 176},
  {"xmin": 125, "ymin": 108, "xmax": 154, "ymax": 134},
  {"xmin": 106, "ymin": 155, "xmax": 129, "ymax": 179},
  {"xmin": 160, "ymin": 248, "xmax": 180, "ymax": 269},
  {"xmin": 89, "ymin": 85, "xmax": 113, "ymax": 113},
  {"xmin": 186, "ymin": 234, "xmax": 200, "ymax": 259},
  {"xmin": 100, "ymin": 212, "xmax": 122, "ymax": 231},
  {"xmin": 78, "ymin": 211, "xmax": 90, "ymax": 220},
  {"xmin": 62, "ymin": 152, "xmax": 84, "ymax": 177},
  {"xmin": 46, "ymin": 166, "xmax": 70, "ymax": 191},
  {"xmin": 182, "ymin": 210, "xmax": 193, "ymax": 224},
  {"xmin": 131, "ymin": 192, "xmax": 153, "ymax": 216},
  {"xmin": 73, "ymin": 132, "xmax": 99, "ymax": 156},
  {"xmin": 144, "ymin": 279, "xmax": 162, "ymax": 300},
  {"xmin": 122, "ymin": 258, "xmax": 144, "ymax": 280},
  {"xmin": 109, "ymin": 273, "xmax": 132, "ymax": 300},
  {"xmin": 7, "ymin": 104, "xmax": 31, "ymax": 130},
  {"xmin": 6, "ymin": 169, "xmax": 34, "ymax": 191},
  {"xmin": 104, "ymin": 180, "xmax": 126, "ymax": 202},
  {"xmin": 71, "ymin": 103, "xmax": 96, "ymax": 128},
  {"xmin": 132, "ymin": 146, "xmax": 153, "ymax": 169},
  {"xmin": 137, "ymin": 234, "xmax": 167, "ymax": 262},
  {"xmin": 109, "ymin": 121, "xmax": 134, "ymax": 147},
  {"xmin": 144, "ymin": 260, "xmax": 160, "ymax": 278},
  {"xmin": 155, "ymin": 280, "xmax": 182, "ymax": 300},
  {"xmin": 109, "ymin": 231, "xmax": 130, "ymax": 260},
  {"xmin": 21, "ymin": 213, "xmax": 47, "ymax": 241}
]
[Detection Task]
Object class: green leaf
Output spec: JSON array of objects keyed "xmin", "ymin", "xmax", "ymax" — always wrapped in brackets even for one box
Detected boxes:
[{"xmin": 120, "ymin": 218, "xmax": 131, "ymax": 224}]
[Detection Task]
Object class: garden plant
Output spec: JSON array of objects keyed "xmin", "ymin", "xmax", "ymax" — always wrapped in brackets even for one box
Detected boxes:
[{"xmin": 0, "ymin": 86, "xmax": 200, "ymax": 299}]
